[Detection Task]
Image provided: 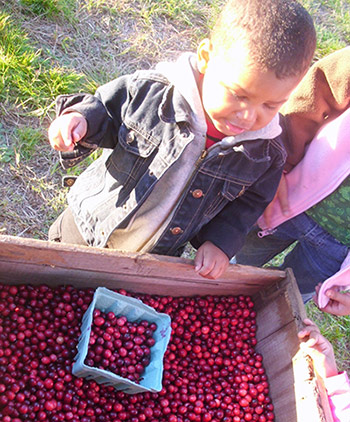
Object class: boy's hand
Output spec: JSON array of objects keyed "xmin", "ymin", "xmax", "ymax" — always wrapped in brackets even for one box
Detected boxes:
[
  {"xmin": 48, "ymin": 112, "xmax": 87, "ymax": 152},
  {"xmin": 194, "ymin": 241, "xmax": 229, "ymax": 279},
  {"xmin": 314, "ymin": 283, "xmax": 350, "ymax": 316},
  {"xmin": 263, "ymin": 173, "xmax": 290, "ymax": 227},
  {"xmin": 298, "ymin": 318, "xmax": 338, "ymax": 379}
]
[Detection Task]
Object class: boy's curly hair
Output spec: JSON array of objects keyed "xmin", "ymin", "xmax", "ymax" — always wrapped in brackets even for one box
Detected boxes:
[{"xmin": 210, "ymin": 0, "xmax": 316, "ymax": 79}]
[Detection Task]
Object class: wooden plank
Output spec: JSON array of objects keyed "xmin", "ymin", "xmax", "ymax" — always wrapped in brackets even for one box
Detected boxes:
[
  {"xmin": 256, "ymin": 319, "xmax": 300, "ymax": 422},
  {"xmin": 253, "ymin": 269, "xmax": 306, "ymax": 342},
  {"xmin": 254, "ymin": 271, "xmax": 328, "ymax": 422},
  {"xmin": 293, "ymin": 350, "xmax": 333, "ymax": 422},
  {"xmin": 0, "ymin": 235, "xmax": 286, "ymax": 296}
]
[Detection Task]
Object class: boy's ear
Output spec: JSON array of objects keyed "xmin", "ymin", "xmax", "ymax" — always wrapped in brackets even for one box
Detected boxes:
[{"xmin": 197, "ymin": 38, "xmax": 211, "ymax": 74}]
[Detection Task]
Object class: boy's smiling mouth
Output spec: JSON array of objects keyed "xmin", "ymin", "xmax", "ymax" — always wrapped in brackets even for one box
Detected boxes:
[{"xmin": 224, "ymin": 120, "xmax": 249, "ymax": 135}]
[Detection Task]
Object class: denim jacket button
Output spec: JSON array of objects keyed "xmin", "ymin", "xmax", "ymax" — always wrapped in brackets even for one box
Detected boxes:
[
  {"xmin": 192, "ymin": 189, "xmax": 203, "ymax": 198},
  {"xmin": 170, "ymin": 227, "xmax": 183, "ymax": 235},
  {"xmin": 126, "ymin": 132, "xmax": 135, "ymax": 144}
]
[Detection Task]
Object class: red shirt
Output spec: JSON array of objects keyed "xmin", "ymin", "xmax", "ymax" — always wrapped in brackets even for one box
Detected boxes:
[{"xmin": 206, "ymin": 119, "xmax": 226, "ymax": 148}]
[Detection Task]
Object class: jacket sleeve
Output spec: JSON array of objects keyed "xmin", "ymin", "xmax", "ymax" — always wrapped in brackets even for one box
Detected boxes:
[
  {"xmin": 281, "ymin": 47, "xmax": 350, "ymax": 171},
  {"xmin": 324, "ymin": 372, "xmax": 350, "ymax": 422},
  {"xmin": 56, "ymin": 75, "xmax": 131, "ymax": 168},
  {"xmin": 190, "ymin": 158, "xmax": 284, "ymax": 258}
]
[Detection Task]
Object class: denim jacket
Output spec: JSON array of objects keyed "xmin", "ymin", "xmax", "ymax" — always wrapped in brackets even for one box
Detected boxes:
[{"xmin": 57, "ymin": 54, "xmax": 286, "ymax": 258}]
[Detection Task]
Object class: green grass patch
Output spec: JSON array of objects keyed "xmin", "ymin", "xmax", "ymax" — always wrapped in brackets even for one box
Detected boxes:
[
  {"xmin": 0, "ymin": 124, "xmax": 14, "ymax": 163},
  {"xmin": 19, "ymin": 0, "xmax": 77, "ymax": 20},
  {"xmin": 0, "ymin": 125, "xmax": 46, "ymax": 165},
  {"xmin": 306, "ymin": 301, "xmax": 350, "ymax": 372},
  {"xmin": 301, "ymin": 0, "xmax": 350, "ymax": 57},
  {"xmin": 14, "ymin": 127, "xmax": 43, "ymax": 163},
  {"xmin": 84, "ymin": 0, "xmax": 221, "ymax": 27},
  {"xmin": 0, "ymin": 12, "xmax": 92, "ymax": 117}
]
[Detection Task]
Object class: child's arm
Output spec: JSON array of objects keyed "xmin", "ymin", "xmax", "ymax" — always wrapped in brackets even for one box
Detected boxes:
[
  {"xmin": 262, "ymin": 172, "xmax": 290, "ymax": 228},
  {"xmin": 298, "ymin": 319, "xmax": 350, "ymax": 422},
  {"xmin": 194, "ymin": 241, "xmax": 229, "ymax": 279},
  {"xmin": 314, "ymin": 283, "xmax": 350, "ymax": 316},
  {"xmin": 51, "ymin": 75, "xmax": 133, "ymax": 155},
  {"xmin": 48, "ymin": 112, "xmax": 87, "ymax": 152}
]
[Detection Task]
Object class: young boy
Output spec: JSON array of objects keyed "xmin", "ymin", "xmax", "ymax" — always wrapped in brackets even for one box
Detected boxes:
[
  {"xmin": 48, "ymin": 0, "xmax": 316, "ymax": 279},
  {"xmin": 234, "ymin": 48, "xmax": 350, "ymax": 312},
  {"xmin": 298, "ymin": 319, "xmax": 350, "ymax": 421}
]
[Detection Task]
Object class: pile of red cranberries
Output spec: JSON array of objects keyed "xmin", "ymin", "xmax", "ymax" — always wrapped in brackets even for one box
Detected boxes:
[
  {"xmin": 86, "ymin": 310, "xmax": 157, "ymax": 383},
  {"xmin": 0, "ymin": 283, "xmax": 274, "ymax": 422}
]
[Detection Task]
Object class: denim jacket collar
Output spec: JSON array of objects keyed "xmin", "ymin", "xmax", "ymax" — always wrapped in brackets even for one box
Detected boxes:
[
  {"xmin": 156, "ymin": 53, "xmax": 208, "ymax": 134},
  {"xmin": 158, "ymin": 84, "xmax": 193, "ymax": 124}
]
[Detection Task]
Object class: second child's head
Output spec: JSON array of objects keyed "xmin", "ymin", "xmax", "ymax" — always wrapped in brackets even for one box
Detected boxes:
[{"xmin": 197, "ymin": 0, "xmax": 316, "ymax": 136}]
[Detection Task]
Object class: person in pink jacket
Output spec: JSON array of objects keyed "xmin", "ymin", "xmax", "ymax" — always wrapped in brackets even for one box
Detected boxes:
[
  {"xmin": 235, "ymin": 47, "xmax": 350, "ymax": 315},
  {"xmin": 298, "ymin": 319, "xmax": 350, "ymax": 421}
]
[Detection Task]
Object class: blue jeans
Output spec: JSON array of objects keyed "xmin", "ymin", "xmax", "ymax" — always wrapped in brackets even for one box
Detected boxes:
[{"xmin": 235, "ymin": 213, "xmax": 349, "ymax": 298}]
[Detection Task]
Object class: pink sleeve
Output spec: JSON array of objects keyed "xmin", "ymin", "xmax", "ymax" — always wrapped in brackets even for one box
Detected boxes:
[{"xmin": 324, "ymin": 372, "xmax": 350, "ymax": 422}]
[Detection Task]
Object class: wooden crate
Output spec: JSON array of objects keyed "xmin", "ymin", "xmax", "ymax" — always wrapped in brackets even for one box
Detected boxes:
[{"xmin": 0, "ymin": 234, "xmax": 332, "ymax": 422}]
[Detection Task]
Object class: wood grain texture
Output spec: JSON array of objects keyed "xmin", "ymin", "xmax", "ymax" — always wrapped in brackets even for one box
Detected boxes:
[{"xmin": 0, "ymin": 235, "xmax": 285, "ymax": 295}]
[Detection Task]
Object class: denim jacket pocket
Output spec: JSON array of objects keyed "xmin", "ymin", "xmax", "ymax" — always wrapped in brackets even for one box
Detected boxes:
[
  {"xmin": 118, "ymin": 123, "xmax": 160, "ymax": 157},
  {"xmin": 204, "ymin": 180, "xmax": 246, "ymax": 218},
  {"xmin": 106, "ymin": 124, "xmax": 160, "ymax": 185},
  {"xmin": 68, "ymin": 153, "xmax": 110, "ymax": 208}
]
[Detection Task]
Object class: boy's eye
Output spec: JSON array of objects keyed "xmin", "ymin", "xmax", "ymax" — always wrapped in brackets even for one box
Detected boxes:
[
  {"xmin": 231, "ymin": 93, "xmax": 246, "ymax": 101},
  {"xmin": 264, "ymin": 103, "xmax": 279, "ymax": 110}
]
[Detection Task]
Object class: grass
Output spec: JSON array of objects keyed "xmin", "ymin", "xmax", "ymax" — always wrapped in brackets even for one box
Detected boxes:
[
  {"xmin": 0, "ymin": 13, "xmax": 90, "ymax": 116},
  {"xmin": 18, "ymin": 0, "xmax": 77, "ymax": 18},
  {"xmin": 1, "ymin": 0, "xmax": 350, "ymax": 374},
  {"xmin": 307, "ymin": 301, "xmax": 350, "ymax": 373}
]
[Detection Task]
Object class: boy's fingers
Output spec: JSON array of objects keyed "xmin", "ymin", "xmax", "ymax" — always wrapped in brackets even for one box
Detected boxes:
[
  {"xmin": 298, "ymin": 329, "xmax": 309, "ymax": 339},
  {"xmin": 301, "ymin": 337, "xmax": 317, "ymax": 348},
  {"xmin": 72, "ymin": 128, "xmax": 82, "ymax": 144},
  {"xmin": 298, "ymin": 324, "xmax": 311, "ymax": 338},
  {"xmin": 303, "ymin": 318, "xmax": 317, "ymax": 327},
  {"xmin": 194, "ymin": 262, "xmax": 202, "ymax": 273},
  {"xmin": 324, "ymin": 289, "xmax": 350, "ymax": 315},
  {"xmin": 194, "ymin": 252, "xmax": 204, "ymax": 272},
  {"xmin": 326, "ymin": 288, "xmax": 343, "ymax": 301},
  {"xmin": 48, "ymin": 113, "xmax": 87, "ymax": 152},
  {"xmin": 197, "ymin": 262, "xmax": 215, "ymax": 277},
  {"xmin": 62, "ymin": 120, "xmax": 77, "ymax": 149},
  {"xmin": 206, "ymin": 264, "xmax": 222, "ymax": 280},
  {"xmin": 71, "ymin": 119, "xmax": 87, "ymax": 144},
  {"xmin": 48, "ymin": 121, "xmax": 63, "ymax": 150},
  {"xmin": 314, "ymin": 283, "xmax": 322, "ymax": 295},
  {"xmin": 298, "ymin": 319, "xmax": 319, "ymax": 340}
]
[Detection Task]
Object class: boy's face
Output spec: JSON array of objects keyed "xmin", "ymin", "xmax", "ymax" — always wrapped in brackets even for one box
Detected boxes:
[{"xmin": 197, "ymin": 39, "xmax": 303, "ymax": 136}]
